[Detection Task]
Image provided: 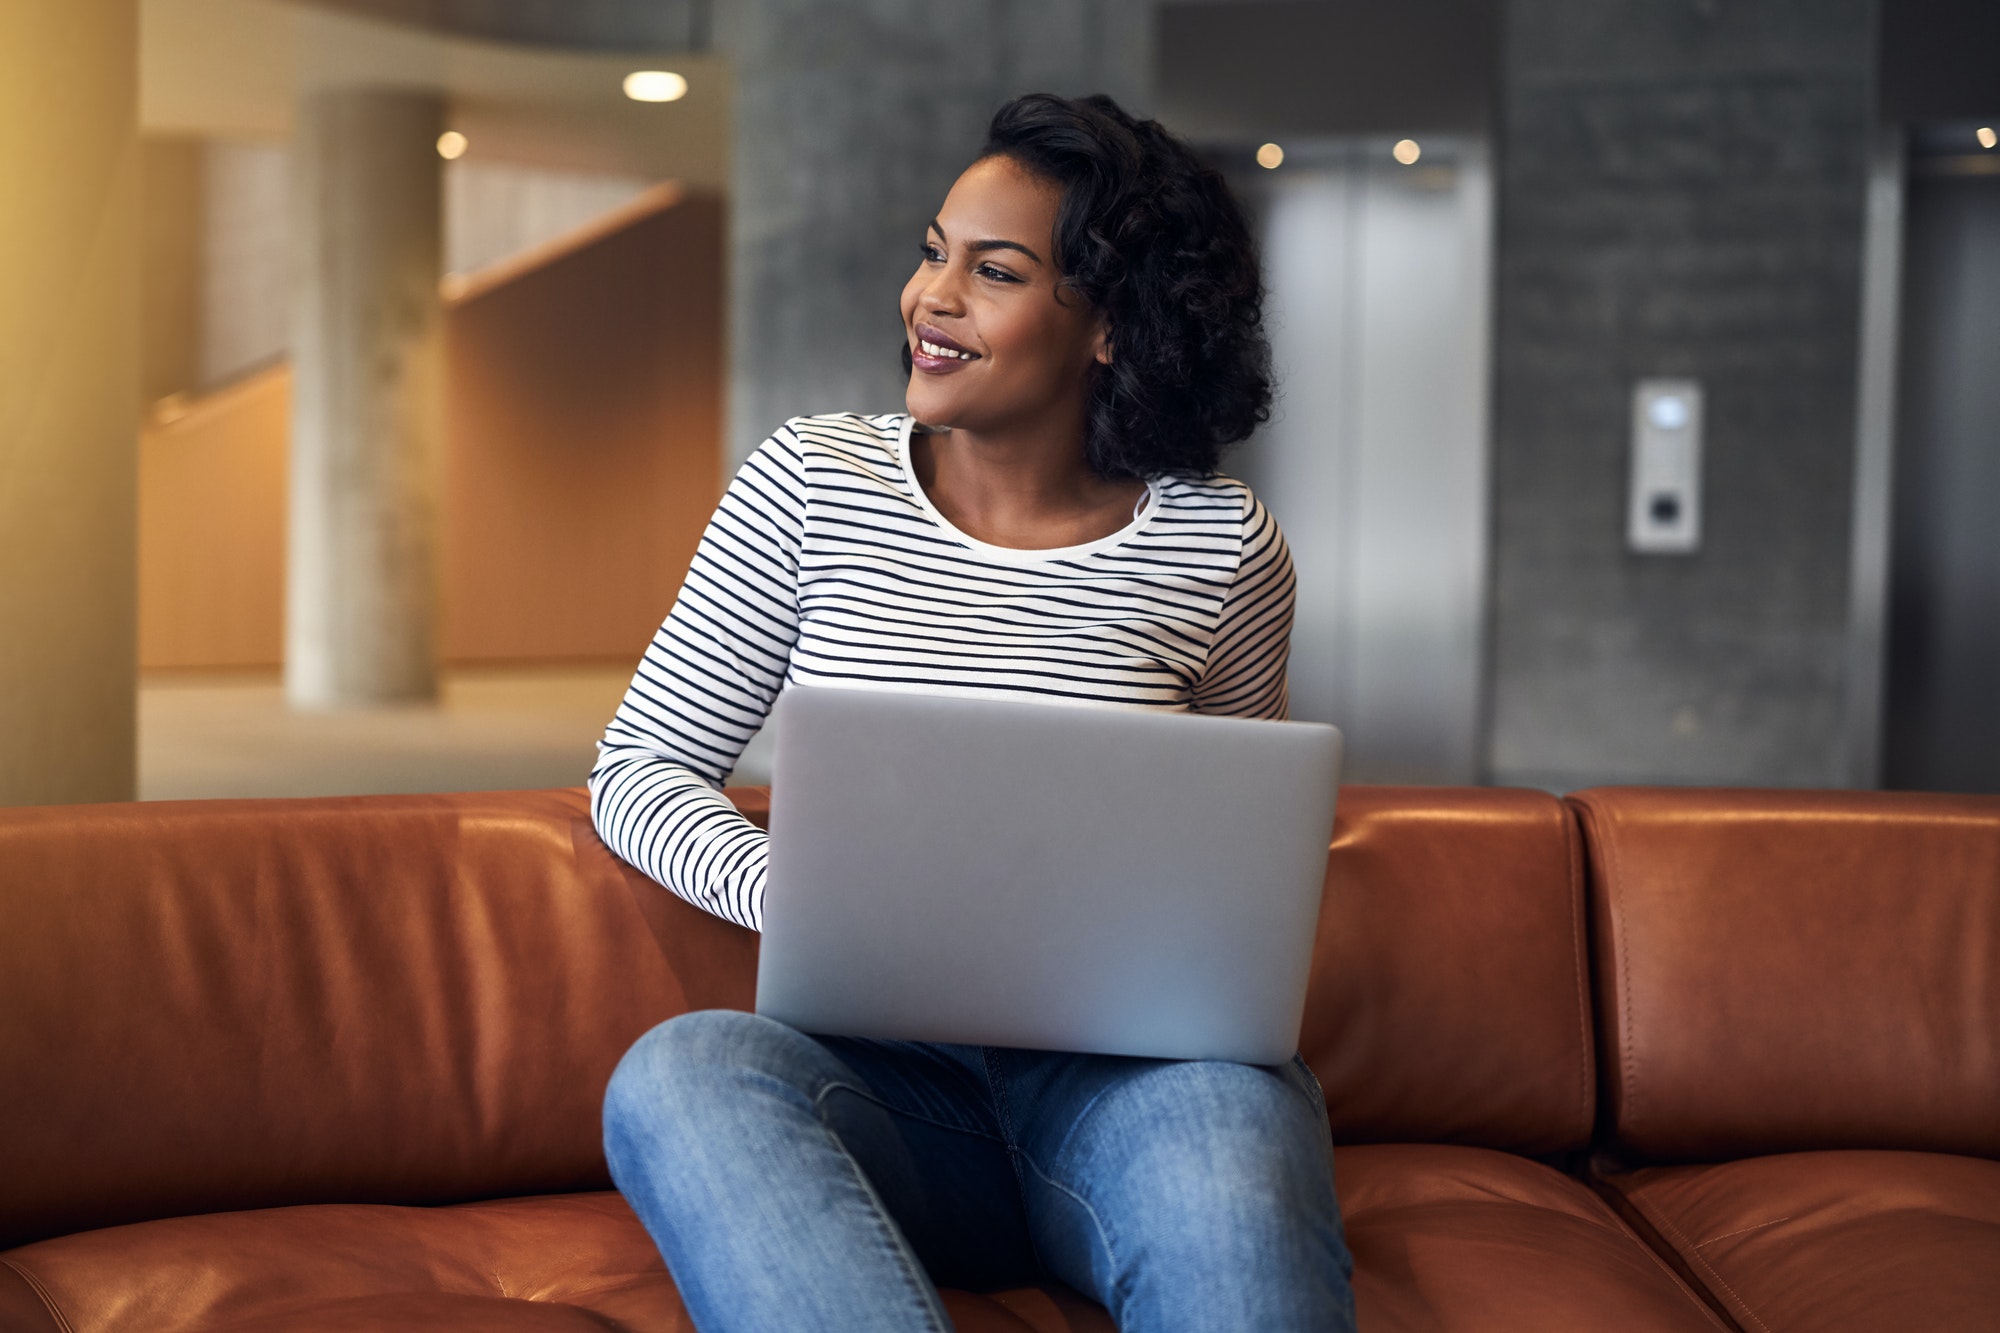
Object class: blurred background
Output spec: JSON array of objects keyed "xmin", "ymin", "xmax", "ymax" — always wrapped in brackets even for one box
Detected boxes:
[{"xmin": 0, "ymin": 0, "xmax": 1993, "ymax": 805}]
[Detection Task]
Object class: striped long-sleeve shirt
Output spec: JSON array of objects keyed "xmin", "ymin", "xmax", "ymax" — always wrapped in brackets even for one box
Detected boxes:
[{"xmin": 588, "ymin": 412, "xmax": 1296, "ymax": 931}]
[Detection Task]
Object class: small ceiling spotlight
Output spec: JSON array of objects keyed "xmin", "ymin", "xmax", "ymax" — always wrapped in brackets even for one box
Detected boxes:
[
  {"xmin": 1392, "ymin": 138, "xmax": 1422, "ymax": 165},
  {"xmin": 624, "ymin": 70, "xmax": 688, "ymax": 103},
  {"xmin": 1256, "ymin": 142, "xmax": 1285, "ymax": 170},
  {"xmin": 436, "ymin": 130, "xmax": 468, "ymax": 160},
  {"xmin": 1979, "ymin": 126, "xmax": 1998, "ymax": 150}
]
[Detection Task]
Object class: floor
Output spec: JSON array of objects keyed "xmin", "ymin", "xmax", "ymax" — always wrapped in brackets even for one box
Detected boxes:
[{"xmin": 137, "ymin": 666, "xmax": 777, "ymax": 802}]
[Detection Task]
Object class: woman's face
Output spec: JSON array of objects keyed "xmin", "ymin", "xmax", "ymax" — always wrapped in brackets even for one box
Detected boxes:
[{"xmin": 900, "ymin": 155, "xmax": 1109, "ymax": 439}]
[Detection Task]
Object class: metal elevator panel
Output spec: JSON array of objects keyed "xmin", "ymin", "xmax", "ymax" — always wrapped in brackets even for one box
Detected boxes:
[
  {"xmin": 1884, "ymin": 146, "xmax": 2000, "ymax": 794},
  {"xmin": 1226, "ymin": 138, "xmax": 1494, "ymax": 784}
]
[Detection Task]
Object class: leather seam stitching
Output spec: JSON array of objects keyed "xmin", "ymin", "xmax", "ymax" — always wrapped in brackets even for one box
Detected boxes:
[
  {"xmin": 1641, "ymin": 1199, "xmax": 1774, "ymax": 1333},
  {"xmin": 0, "ymin": 1258, "xmax": 70, "ymax": 1333},
  {"xmin": 1589, "ymin": 1181, "xmax": 1743, "ymax": 1333},
  {"xmin": 1693, "ymin": 1217, "xmax": 1791, "ymax": 1249},
  {"xmin": 1624, "ymin": 1219, "xmax": 1738, "ymax": 1331}
]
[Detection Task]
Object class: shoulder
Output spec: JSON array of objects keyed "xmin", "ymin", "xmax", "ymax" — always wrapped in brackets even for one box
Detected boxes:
[
  {"xmin": 730, "ymin": 413, "xmax": 909, "ymax": 507},
  {"xmin": 1162, "ymin": 471, "xmax": 1253, "ymax": 509},
  {"xmin": 1151, "ymin": 474, "xmax": 1289, "ymax": 594},
  {"xmin": 759, "ymin": 413, "xmax": 907, "ymax": 476},
  {"xmin": 1150, "ymin": 472, "xmax": 1278, "ymax": 541}
]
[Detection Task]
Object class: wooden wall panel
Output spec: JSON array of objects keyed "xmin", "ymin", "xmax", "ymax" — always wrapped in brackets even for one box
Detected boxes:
[
  {"xmin": 441, "ymin": 192, "xmax": 724, "ymax": 664},
  {"xmin": 137, "ymin": 367, "xmax": 288, "ymax": 669},
  {"xmin": 136, "ymin": 190, "xmax": 725, "ymax": 672}
]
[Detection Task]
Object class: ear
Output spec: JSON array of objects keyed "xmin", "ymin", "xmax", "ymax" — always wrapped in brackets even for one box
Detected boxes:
[{"xmin": 1090, "ymin": 315, "xmax": 1113, "ymax": 366}]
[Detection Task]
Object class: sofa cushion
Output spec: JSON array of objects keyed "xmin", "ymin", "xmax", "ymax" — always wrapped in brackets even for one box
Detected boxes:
[
  {"xmin": 1307, "ymin": 787, "xmax": 1595, "ymax": 1154},
  {"xmin": 0, "ymin": 789, "xmax": 754, "ymax": 1248},
  {"xmin": 1333, "ymin": 1144, "xmax": 1728, "ymax": 1331},
  {"xmin": 1569, "ymin": 787, "xmax": 2000, "ymax": 1162},
  {"xmin": 0, "ymin": 1191, "xmax": 1112, "ymax": 1332},
  {"xmin": 1594, "ymin": 1150, "xmax": 2000, "ymax": 1333},
  {"xmin": 4, "ymin": 1151, "xmax": 1738, "ymax": 1333}
]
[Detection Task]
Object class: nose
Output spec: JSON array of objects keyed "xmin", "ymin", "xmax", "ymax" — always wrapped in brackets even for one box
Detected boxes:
[{"xmin": 918, "ymin": 259, "xmax": 968, "ymax": 316}]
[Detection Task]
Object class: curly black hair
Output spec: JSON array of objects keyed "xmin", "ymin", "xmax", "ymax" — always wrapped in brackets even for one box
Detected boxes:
[{"xmin": 901, "ymin": 93, "xmax": 1272, "ymax": 481}]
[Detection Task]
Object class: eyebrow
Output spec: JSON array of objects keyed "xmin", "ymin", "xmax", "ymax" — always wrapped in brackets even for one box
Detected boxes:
[{"xmin": 928, "ymin": 219, "xmax": 1043, "ymax": 265}]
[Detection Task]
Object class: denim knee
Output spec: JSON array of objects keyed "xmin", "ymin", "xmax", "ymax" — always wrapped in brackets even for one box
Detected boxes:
[
  {"xmin": 604, "ymin": 1009, "xmax": 812, "ymax": 1145},
  {"xmin": 1094, "ymin": 1061, "xmax": 1333, "ymax": 1227}
]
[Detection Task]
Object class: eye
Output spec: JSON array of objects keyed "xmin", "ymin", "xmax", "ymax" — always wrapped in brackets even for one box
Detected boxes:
[
  {"xmin": 977, "ymin": 263, "xmax": 1021, "ymax": 283},
  {"xmin": 919, "ymin": 240, "xmax": 944, "ymax": 262}
]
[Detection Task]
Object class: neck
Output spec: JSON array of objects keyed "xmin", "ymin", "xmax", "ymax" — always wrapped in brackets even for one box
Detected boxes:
[
  {"xmin": 910, "ymin": 412, "xmax": 1146, "ymax": 550},
  {"xmin": 925, "ymin": 418, "xmax": 1093, "ymax": 504}
]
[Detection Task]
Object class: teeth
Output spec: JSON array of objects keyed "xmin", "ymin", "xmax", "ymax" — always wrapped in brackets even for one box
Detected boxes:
[{"xmin": 920, "ymin": 338, "xmax": 971, "ymax": 360}]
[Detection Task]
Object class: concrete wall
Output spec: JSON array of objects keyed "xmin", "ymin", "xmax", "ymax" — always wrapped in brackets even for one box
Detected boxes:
[
  {"xmin": 1485, "ymin": 0, "xmax": 1875, "ymax": 789},
  {"xmin": 140, "ymin": 138, "xmax": 204, "ymax": 407},
  {"xmin": 1156, "ymin": 0, "xmax": 1497, "ymax": 137},
  {"xmin": 202, "ymin": 141, "xmax": 292, "ymax": 387},
  {"xmin": 141, "ymin": 140, "xmax": 669, "ymax": 400},
  {"xmin": 138, "ymin": 137, "xmax": 293, "ymax": 400},
  {"xmin": 722, "ymin": 0, "xmax": 1154, "ymax": 464},
  {"xmin": 300, "ymin": 0, "xmax": 711, "ymax": 50},
  {"xmin": 444, "ymin": 160, "xmax": 656, "ymax": 277},
  {"xmin": 0, "ymin": 2, "xmax": 140, "ymax": 805}
]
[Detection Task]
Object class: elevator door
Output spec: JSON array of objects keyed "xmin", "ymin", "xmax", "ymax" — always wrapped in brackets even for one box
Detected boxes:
[
  {"xmin": 1884, "ymin": 157, "xmax": 2000, "ymax": 793},
  {"xmin": 1227, "ymin": 139, "xmax": 1494, "ymax": 784}
]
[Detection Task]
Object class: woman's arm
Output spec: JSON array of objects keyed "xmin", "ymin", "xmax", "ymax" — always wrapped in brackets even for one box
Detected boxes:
[
  {"xmin": 1190, "ymin": 490, "xmax": 1296, "ymax": 721},
  {"xmin": 588, "ymin": 429, "xmax": 808, "ymax": 930}
]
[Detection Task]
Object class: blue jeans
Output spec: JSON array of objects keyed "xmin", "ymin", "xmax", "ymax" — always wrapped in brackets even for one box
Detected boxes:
[{"xmin": 603, "ymin": 1010, "xmax": 1357, "ymax": 1332}]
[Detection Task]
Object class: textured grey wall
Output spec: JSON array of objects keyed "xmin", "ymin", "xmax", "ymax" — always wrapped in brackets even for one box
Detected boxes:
[
  {"xmin": 1485, "ymin": 0, "xmax": 1875, "ymax": 789},
  {"xmin": 722, "ymin": 0, "xmax": 1152, "ymax": 465}
]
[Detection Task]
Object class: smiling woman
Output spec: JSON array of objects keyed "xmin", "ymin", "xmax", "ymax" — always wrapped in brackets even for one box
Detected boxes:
[
  {"xmin": 589, "ymin": 93, "xmax": 1356, "ymax": 1332},
  {"xmin": 900, "ymin": 155, "xmax": 1132, "ymax": 550},
  {"xmin": 902, "ymin": 95, "xmax": 1273, "ymax": 483}
]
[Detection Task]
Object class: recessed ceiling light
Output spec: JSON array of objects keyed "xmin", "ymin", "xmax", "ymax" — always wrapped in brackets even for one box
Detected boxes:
[
  {"xmin": 1256, "ymin": 143, "xmax": 1284, "ymax": 170},
  {"xmin": 436, "ymin": 130, "xmax": 468, "ymax": 160},
  {"xmin": 624, "ymin": 70, "xmax": 688, "ymax": 103},
  {"xmin": 1979, "ymin": 127, "xmax": 1997, "ymax": 149},
  {"xmin": 1392, "ymin": 139, "xmax": 1422, "ymax": 165}
]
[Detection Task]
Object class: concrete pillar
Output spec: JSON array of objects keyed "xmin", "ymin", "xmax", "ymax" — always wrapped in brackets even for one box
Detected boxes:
[
  {"xmin": 0, "ymin": 2, "xmax": 140, "ymax": 805},
  {"xmin": 1484, "ymin": 0, "xmax": 1875, "ymax": 789},
  {"xmin": 287, "ymin": 89, "xmax": 445, "ymax": 708},
  {"xmin": 721, "ymin": 0, "xmax": 1154, "ymax": 465}
]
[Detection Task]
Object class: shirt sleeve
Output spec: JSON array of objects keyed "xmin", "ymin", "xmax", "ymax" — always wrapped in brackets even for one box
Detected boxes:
[
  {"xmin": 587, "ymin": 426, "xmax": 808, "ymax": 930},
  {"xmin": 1191, "ymin": 488, "xmax": 1296, "ymax": 720}
]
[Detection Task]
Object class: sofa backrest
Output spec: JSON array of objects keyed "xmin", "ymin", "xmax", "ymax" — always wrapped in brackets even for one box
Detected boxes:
[
  {"xmin": 0, "ymin": 782, "xmax": 1596, "ymax": 1249},
  {"xmin": 1570, "ymin": 786, "xmax": 2000, "ymax": 1164},
  {"xmin": 1305, "ymin": 786, "xmax": 1595, "ymax": 1155},
  {"xmin": 0, "ymin": 789, "xmax": 753, "ymax": 1250}
]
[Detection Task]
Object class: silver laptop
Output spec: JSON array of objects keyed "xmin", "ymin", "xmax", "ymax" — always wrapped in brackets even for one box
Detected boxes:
[{"xmin": 755, "ymin": 685, "xmax": 1342, "ymax": 1065}]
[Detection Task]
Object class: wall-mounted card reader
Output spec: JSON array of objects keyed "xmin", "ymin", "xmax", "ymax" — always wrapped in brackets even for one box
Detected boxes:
[{"xmin": 1627, "ymin": 378, "xmax": 1703, "ymax": 555}]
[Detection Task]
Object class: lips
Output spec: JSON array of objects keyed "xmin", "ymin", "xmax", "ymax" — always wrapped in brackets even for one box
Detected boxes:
[{"xmin": 911, "ymin": 323, "xmax": 979, "ymax": 374}]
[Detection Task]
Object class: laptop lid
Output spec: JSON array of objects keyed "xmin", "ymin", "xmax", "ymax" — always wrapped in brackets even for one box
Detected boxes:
[{"xmin": 756, "ymin": 685, "xmax": 1341, "ymax": 1064}]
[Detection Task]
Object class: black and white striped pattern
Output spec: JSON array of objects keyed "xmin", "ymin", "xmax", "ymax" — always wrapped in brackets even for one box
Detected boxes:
[{"xmin": 589, "ymin": 413, "xmax": 1296, "ymax": 929}]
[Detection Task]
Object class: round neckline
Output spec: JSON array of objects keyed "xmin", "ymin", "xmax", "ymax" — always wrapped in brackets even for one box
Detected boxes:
[{"xmin": 894, "ymin": 415, "xmax": 1162, "ymax": 564}]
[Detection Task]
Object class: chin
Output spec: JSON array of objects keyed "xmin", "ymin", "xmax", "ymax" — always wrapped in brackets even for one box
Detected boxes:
[{"xmin": 904, "ymin": 386, "xmax": 959, "ymax": 430}]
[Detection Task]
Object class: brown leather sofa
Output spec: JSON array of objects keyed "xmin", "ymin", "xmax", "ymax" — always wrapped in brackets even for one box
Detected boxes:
[{"xmin": 1, "ymin": 784, "xmax": 1994, "ymax": 1331}]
